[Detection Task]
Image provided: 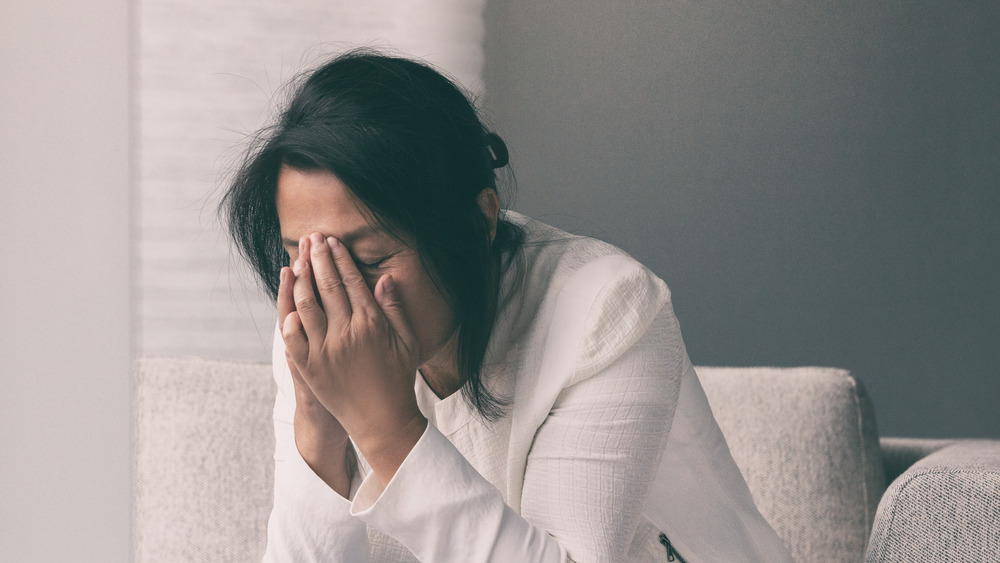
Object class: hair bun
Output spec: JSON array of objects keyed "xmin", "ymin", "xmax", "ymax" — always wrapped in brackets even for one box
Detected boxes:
[{"xmin": 485, "ymin": 132, "xmax": 509, "ymax": 169}]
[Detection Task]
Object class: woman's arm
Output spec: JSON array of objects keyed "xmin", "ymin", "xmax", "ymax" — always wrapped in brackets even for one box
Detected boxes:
[
  {"xmin": 276, "ymin": 258, "xmax": 354, "ymax": 498},
  {"xmin": 275, "ymin": 234, "xmax": 682, "ymax": 561},
  {"xmin": 266, "ymin": 319, "xmax": 677, "ymax": 562},
  {"xmin": 281, "ymin": 233, "xmax": 427, "ymax": 488},
  {"xmin": 266, "ymin": 316, "xmax": 569, "ymax": 562},
  {"xmin": 264, "ymin": 234, "xmax": 372, "ymax": 561},
  {"xmin": 263, "ymin": 326, "xmax": 370, "ymax": 562},
  {"xmin": 346, "ymin": 305, "xmax": 679, "ymax": 562},
  {"xmin": 345, "ymin": 258, "xmax": 682, "ymax": 561},
  {"xmin": 518, "ymin": 308, "xmax": 678, "ymax": 559}
]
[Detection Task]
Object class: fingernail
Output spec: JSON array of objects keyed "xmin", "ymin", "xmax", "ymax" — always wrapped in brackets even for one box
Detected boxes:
[
  {"xmin": 382, "ymin": 275, "xmax": 394, "ymax": 293},
  {"xmin": 310, "ymin": 232, "xmax": 324, "ymax": 248},
  {"xmin": 292, "ymin": 259, "xmax": 304, "ymax": 275},
  {"xmin": 328, "ymin": 236, "xmax": 340, "ymax": 249}
]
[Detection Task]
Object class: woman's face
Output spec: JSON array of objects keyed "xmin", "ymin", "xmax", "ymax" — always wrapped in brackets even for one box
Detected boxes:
[{"xmin": 275, "ymin": 165, "xmax": 458, "ymax": 373}]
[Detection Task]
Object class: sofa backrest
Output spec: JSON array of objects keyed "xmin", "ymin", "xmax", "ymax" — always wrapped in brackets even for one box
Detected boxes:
[
  {"xmin": 134, "ymin": 358, "xmax": 886, "ymax": 563},
  {"xmin": 134, "ymin": 357, "xmax": 274, "ymax": 563},
  {"xmin": 697, "ymin": 366, "xmax": 886, "ymax": 563}
]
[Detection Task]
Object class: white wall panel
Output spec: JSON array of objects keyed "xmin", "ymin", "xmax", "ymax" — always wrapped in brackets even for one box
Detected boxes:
[{"xmin": 138, "ymin": 0, "xmax": 487, "ymax": 360}]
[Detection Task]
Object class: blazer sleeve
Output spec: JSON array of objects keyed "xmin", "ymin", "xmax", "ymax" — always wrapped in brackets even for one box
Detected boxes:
[
  {"xmin": 265, "ymin": 322, "xmax": 567, "ymax": 562},
  {"xmin": 264, "ymin": 258, "xmax": 680, "ymax": 562},
  {"xmin": 349, "ymin": 423, "xmax": 571, "ymax": 561},
  {"xmin": 516, "ymin": 271, "xmax": 682, "ymax": 560},
  {"xmin": 348, "ymin": 260, "xmax": 681, "ymax": 562}
]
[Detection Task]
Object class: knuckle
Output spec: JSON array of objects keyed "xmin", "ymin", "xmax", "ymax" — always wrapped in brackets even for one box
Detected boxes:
[
  {"xmin": 341, "ymin": 270, "xmax": 365, "ymax": 288},
  {"xmin": 294, "ymin": 296, "xmax": 315, "ymax": 314},
  {"xmin": 330, "ymin": 326, "xmax": 350, "ymax": 346},
  {"xmin": 380, "ymin": 292, "xmax": 399, "ymax": 307},
  {"xmin": 357, "ymin": 310, "xmax": 383, "ymax": 333},
  {"xmin": 366, "ymin": 309, "xmax": 384, "ymax": 326},
  {"xmin": 316, "ymin": 275, "xmax": 344, "ymax": 294}
]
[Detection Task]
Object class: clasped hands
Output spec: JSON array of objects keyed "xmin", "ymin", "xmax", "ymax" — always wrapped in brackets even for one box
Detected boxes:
[{"xmin": 278, "ymin": 232, "xmax": 428, "ymax": 494}]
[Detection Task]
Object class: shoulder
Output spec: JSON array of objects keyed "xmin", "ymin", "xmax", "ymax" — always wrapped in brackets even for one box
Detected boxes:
[
  {"xmin": 503, "ymin": 211, "xmax": 668, "ymax": 296},
  {"xmin": 499, "ymin": 212, "xmax": 674, "ymax": 381}
]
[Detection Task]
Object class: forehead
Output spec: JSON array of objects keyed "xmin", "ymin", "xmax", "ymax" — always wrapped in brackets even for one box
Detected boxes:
[{"xmin": 275, "ymin": 166, "xmax": 377, "ymax": 242}]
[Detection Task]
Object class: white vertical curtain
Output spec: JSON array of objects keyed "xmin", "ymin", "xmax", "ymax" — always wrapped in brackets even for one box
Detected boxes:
[{"xmin": 138, "ymin": 0, "xmax": 487, "ymax": 360}]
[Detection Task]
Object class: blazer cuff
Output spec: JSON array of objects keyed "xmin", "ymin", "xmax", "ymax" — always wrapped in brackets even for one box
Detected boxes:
[
  {"xmin": 350, "ymin": 423, "xmax": 508, "ymax": 560},
  {"xmin": 286, "ymin": 438, "xmax": 360, "ymax": 506},
  {"xmin": 264, "ymin": 440, "xmax": 367, "ymax": 561}
]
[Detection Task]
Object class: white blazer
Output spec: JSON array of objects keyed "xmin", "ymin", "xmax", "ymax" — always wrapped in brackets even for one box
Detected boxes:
[{"xmin": 264, "ymin": 212, "xmax": 793, "ymax": 562}]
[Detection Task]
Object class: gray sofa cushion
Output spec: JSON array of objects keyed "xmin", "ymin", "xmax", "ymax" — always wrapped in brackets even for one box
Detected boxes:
[
  {"xmin": 866, "ymin": 441, "xmax": 1000, "ymax": 562},
  {"xmin": 697, "ymin": 366, "xmax": 886, "ymax": 563},
  {"xmin": 134, "ymin": 357, "xmax": 274, "ymax": 563}
]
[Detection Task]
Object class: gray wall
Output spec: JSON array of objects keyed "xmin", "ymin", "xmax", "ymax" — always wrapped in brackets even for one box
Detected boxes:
[
  {"xmin": 1, "ymin": 0, "xmax": 132, "ymax": 560},
  {"xmin": 484, "ymin": 2, "xmax": 999, "ymax": 438}
]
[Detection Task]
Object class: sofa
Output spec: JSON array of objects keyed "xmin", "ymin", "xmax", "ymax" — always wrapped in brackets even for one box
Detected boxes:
[{"xmin": 133, "ymin": 357, "xmax": 1000, "ymax": 562}]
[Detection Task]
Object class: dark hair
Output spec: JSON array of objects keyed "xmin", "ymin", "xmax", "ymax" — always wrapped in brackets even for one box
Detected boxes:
[{"xmin": 220, "ymin": 49, "xmax": 521, "ymax": 420}]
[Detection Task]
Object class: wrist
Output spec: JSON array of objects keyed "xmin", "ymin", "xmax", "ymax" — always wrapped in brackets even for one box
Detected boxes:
[
  {"xmin": 352, "ymin": 411, "xmax": 428, "ymax": 487},
  {"xmin": 297, "ymin": 437, "xmax": 354, "ymax": 498}
]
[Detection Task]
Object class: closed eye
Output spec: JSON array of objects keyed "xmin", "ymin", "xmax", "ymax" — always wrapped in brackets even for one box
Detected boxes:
[
  {"xmin": 353, "ymin": 247, "xmax": 402, "ymax": 272},
  {"xmin": 356, "ymin": 257, "xmax": 388, "ymax": 270}
]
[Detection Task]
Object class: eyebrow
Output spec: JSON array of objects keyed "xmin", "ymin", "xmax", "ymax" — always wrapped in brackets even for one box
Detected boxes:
[{"xmin": 281, "ymin": 225, "xmax": 379, "ymax": 249}]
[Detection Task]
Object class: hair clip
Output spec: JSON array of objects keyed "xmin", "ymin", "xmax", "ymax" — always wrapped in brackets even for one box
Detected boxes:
[{"xmin": 485, "ymin": 132, "xmax": 509, "ymax": 169}]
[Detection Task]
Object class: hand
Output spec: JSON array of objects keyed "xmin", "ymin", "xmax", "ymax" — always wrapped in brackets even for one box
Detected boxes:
[
  {"xmin": 278, "ymin": 262, "xmax": 353, "ymax": 497},
  {"xmin": 280, "ymin": 232, "xmax": 427, "ymax": 485}
]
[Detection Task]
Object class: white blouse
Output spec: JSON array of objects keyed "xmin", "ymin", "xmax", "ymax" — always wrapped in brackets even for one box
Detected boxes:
[{"xmin": 263, "ymin": 212, "xmax": 793, "ymax": 562}]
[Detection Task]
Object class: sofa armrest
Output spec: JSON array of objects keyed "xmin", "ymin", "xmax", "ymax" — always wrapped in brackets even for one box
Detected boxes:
[
  {"xmin": 879, "ymin": 437, "xmax": 957, "ymax": 484},
  {"xmin": 866, "ymin": 440, "xmax": 1000, "ymax": 562},
  {"xmin": 134, "ymin": 357, "xmax": 275, "ymax": 562}
]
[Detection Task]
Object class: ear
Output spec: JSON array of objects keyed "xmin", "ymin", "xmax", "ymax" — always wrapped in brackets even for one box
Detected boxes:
[{"xmin": 476, "ymin": 188, "xmax": 500, "ymax": 243}]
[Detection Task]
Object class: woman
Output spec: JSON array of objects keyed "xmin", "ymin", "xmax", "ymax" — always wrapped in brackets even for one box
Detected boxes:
[{"xmin": 222, "ymin": 49, "xmax": 793, "ymax": 562}]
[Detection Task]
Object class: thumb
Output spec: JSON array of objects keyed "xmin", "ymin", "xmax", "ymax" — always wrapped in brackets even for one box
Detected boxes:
[{"xmin": 374, "ymin": 274, "xmax": 419, "ymax": 352}]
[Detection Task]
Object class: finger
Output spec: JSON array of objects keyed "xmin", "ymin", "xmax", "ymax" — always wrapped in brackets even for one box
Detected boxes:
[
  {"xmin": 286, "ymin": 351, "xmax": 319, "ymax": 404},
  {"xmin": 277, "ymin": 267, "xmax": 295, "ymax": 331},
  {"xmin": 308, "ymin": 232, "xmax": 352, "ymax": 326},
  {"xmin": 287, "ymin": 351, "xmax": 305, "ymax": 389},
  {"xmin": 328, "ymin": 236, "xmax": 379, "ymax": 312},
  {"xmin": 374, "ymin": 274, "xmax": 419, "ymax": 353},
  {"xmin": 287, "ymin": 352, "xmax": 334, "ymax": 420},
  {"xmin": 292, "ymin": 236, "xmax": 328, "ymax": 341},
  {"xmin": 281, "ymin": 310, "xmax": 309, "ymax": 367}
]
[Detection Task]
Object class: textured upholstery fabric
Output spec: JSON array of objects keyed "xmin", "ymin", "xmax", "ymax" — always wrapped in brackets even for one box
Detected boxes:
[
  {"xmin": 697, "ymin": 366, "xmax": 886, "ymax": 563},
  {"xmin": 879, "ymin": 437, "xmax": 957, "ymax": 485},
  {"xmin": 866, "ymin": 441, "xmax": 1000, "ymax": 562},
  {"xmin": 134, "ymin": 357, "xmax": 999, "ymax": 563},
  {"xmin": 134, "ymin": 357, "xmax": 275, "ymax": 562}
]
